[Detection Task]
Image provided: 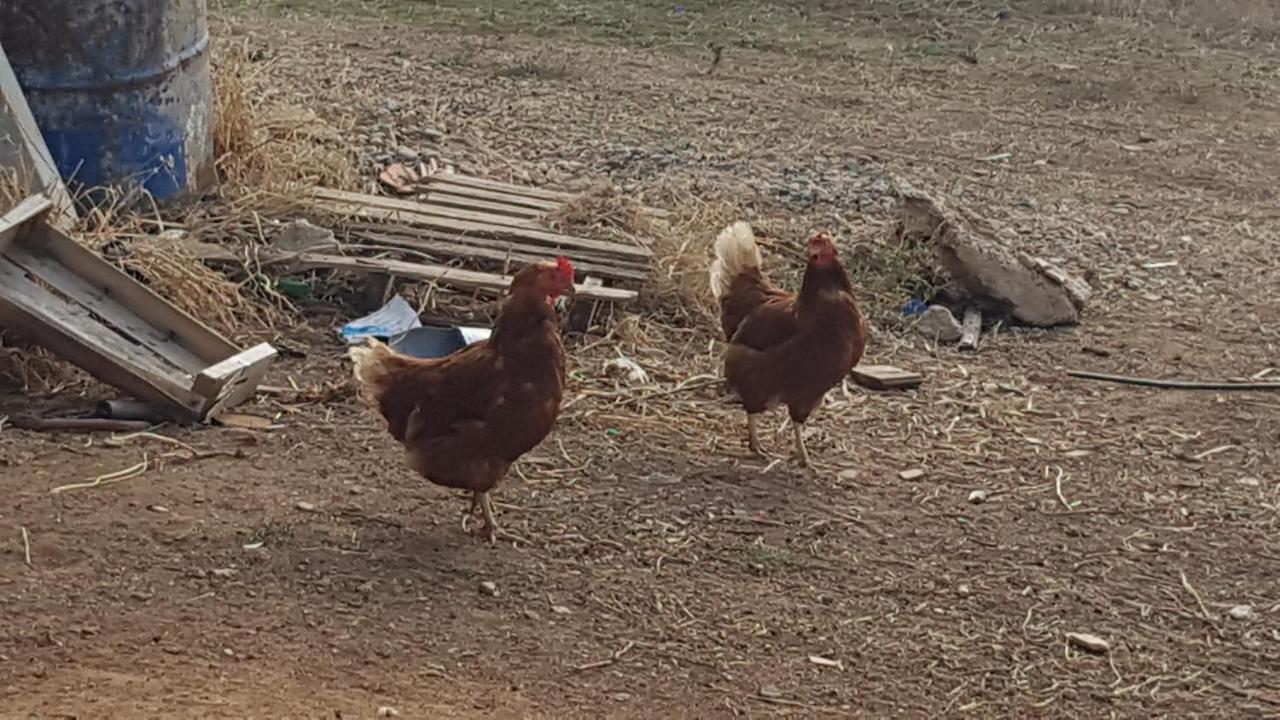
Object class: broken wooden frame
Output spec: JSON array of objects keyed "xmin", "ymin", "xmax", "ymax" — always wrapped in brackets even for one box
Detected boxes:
[{"xmin": 0, "ymin": 196, "xmax": 277, "ymax": 422}]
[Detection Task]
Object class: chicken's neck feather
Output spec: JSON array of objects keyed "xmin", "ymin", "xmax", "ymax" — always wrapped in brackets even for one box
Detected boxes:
[
  {"xmin": 489, "ymin": 292, "xmax": 561, "ymax": 357},
  {"xmin": 798, "ymin": 260, "xmax": 854, "ymax": 306}
]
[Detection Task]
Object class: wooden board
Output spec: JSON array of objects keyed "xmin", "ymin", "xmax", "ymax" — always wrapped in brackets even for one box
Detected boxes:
[
  {"xmin": 0, "ymin": 194, "xmax": 50, "ymax": 253},
  {"xmin": 310, "ymin": 187, "xmax": 652, "ymax": 261},
  {"xmin": 192, "ymin": 342, "xmax": 278, "ymax": 420},
  {"xmin": 279, "ymin": 252, "xmax": 638, "ymax": 302},
  {"xmin": 345, "ymin": 226, "xmax": 651, "ymax": 282},
  {"xmin": 425, "ymin": 173, "xmax": 671, "ymax": 219},
  {"xmin": 0, "ymin": 211, "xmax": 278, "ymax": 421},
  {"xmin": 0, "ymin": 43, "xmax": 76, "ymax": 227},
  {"xmin": 851, "ymin": 365, "xmax": 924, "ymax": 391}
]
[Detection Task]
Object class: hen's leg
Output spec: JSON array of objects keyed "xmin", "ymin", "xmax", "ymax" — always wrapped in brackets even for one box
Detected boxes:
[
  {"xmin": 792, "ymin": 421, "xmax": 811, "ymax": 467},
  {"xmin": 479, "ymin": 492, "xmax": 498, "ymax": 543},
  {"xmin": 460, "ymin": 491, "xmax": 482, "ymax": 533},
  {"xmin": 747, "ymin": 414, "xmax": 766, "ymax": 457}
]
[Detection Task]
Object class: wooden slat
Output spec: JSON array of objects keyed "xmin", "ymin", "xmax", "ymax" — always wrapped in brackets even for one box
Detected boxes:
[
  {"xmin": 313, "ymin": 187, "xmax": 652, "ymax": 258},
  {"xmin": 314, "ymin": 187, "xmax": 547, "ymax": 232},
  {"xmin": 346, "ymin": 227, "xmax": 651, "ymax": 283},
  {"xmin": 0, "ymin": 254, "xmax": 197, "ymax": 418},
  {"xmin": 279, "ymin": 253, "xmax": 638, "ymax": 302},
  {"xmin": 423, "ymin": 183, "xmax": 560, "ymax": 213},
  {"xmin": 4, "ymin": 242, "xmax": 207, "ymax": 374},
  {"xmin": 193, "ymin": 342, "xmax": 277, "ymax": 420},
  {"xmin": 24, "ymin": 222, "xmax": 237, "ymax": 363},
  {"xmin": 429, "ymin": 173, "xmax": 576, "ymax": 202},
  {"xmin": 0, "ymin": 45, "xmax": 77, "ymax": 228},
  {"xmin": 416, "ymin": 190, "xmax": 546, "ymax": 219},
  {"xmin": 344, "ymin": 221, "xmax": 652, "ymax": 271},
  {"xmin": 0, "ymin": 195, "xmax": 52, "ymax": 253},
  {"xmin": 312, "ymin": 195, "xmax": 652, "ymax": 261},
  {"xmin": 426, "ymin": 175, "xmax": 671, "ymax": 219}
]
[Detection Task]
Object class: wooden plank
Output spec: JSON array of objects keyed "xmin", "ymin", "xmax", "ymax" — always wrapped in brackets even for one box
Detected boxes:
[
  {"xmin": 312, "ymin": 196, "xmax": 652, "ymax": 260},
  {"xmin": 0, "ymin": 254, "xmax": 197, "ymax": 418},
  {"xmin": 278, "ymin": 253, "xmax": 638, "ymax": 302},
  {"xmin": 192, "ymin": 342, "xmax": 277, "ymax": 420},
  {"xmin": 423, "ymin": 183, "xmax": 561, "ymax": 213},
  {"xmin": 24, "ymin": 222, "xmax": 237, "ymax": 363},
  {"xmin": 850, "ymin": 365, "xmax": 924, "ymax": 391},
  {"xmin": 315, "ymin": 186, "xmax": 551, "ymax": 230},
  {"xmin": 417, "ymin": 190, "xmax": 547, "ymax": 219},
  {"xmin": 313, "ymin": 187, "xmax": 652, "ymax": 258},
  {"xmin": 427, "ymin": 174, "xmax": 671, "ymax": 218},
  {"xmin": 344, "ymin": 221, "xmax": 652, "ymax": 271},
  {"xmin": 0, "ymin": 195, "xmax": 51, "ymax": 253},
  {"xmin": 0, "ymin": 44, "xmax": 77, "ymax": 228},
  {"xmin": 346, "ymin": 227, "xmax": 651, "ymax": 282},
  {"xmin": 4, "ymin": 241, "xmax": 208, "ymax": 373},
  {"xmin": 959, "ymin": 308, "xmax": 981, "ymax": 351},
  {"xmin": 429, "ymin": 173, "xmax": 577, "ymax": 203}
]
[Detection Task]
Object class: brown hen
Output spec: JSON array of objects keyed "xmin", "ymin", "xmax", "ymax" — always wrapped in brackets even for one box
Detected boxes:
[{"xmin": 349, "ymin": 257, "xmax": 574, "ymax": 541}]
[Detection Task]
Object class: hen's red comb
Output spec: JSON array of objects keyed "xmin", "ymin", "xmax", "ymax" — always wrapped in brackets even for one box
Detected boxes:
[{"xmin": 556, "ymin": 255, "xmax": 574, "ymax": 278}]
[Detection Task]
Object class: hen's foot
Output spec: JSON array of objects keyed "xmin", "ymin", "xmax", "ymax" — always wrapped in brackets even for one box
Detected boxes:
[
  {"xmin": 792, "ymin": 421, "xmax": 812, "ymax": 468},
  {"xmin": 746, "ymin": 413, "xmax": 767, "ymax": 458},
  {"xmin": 460, "ymin": 492, "xmax": 482, "ymax": 534},
  {"xmin": 479, "ymin": 492, "xmax": 498, "ymax": 544}
]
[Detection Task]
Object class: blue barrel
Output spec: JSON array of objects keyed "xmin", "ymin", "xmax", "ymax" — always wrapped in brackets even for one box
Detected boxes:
[{"xmin": 0, "ymin": 0, "xmax": 216, "ymax": 204}]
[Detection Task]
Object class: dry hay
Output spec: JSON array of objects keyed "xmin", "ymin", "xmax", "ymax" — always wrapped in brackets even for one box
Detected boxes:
[
  {"xmin": 0, "ymin": 166, "xmax": 24, "ymax": 211},
  {"xmin": 213, "ymin": 45, "xmax": 358, "ymax": 195}
]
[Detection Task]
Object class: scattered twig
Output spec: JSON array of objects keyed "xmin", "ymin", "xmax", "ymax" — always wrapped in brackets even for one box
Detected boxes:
[
  {"xmin": 572, "ymin": 640, "xmax": 635, "ymax": 672},
  {"xmin": 1179, "ymin": 570, "xmax": 1218, "ymax": 627},
  {"xmin": 50, "ymin": 456, "xmax": 150, "ymax": 495},
  {"xmin": 19, "ymin": 526, "xmax": 31, "ymax": 567},
  {"xmin": 1053, "ymin": 466, "xmax": 1078, "ymax": 511},
  {"xmin": 1067, "ymin": 370, "xmax": 1280, "ymax": 392}
]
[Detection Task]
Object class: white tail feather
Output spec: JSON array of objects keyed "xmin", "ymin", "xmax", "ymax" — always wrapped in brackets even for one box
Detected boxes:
[{"xmin": 708, "ymin": 221, "xmax": 761, "ymax": 300}]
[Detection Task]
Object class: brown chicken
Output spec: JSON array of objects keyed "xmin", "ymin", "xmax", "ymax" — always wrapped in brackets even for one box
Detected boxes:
[
  {"xmin": 709, "ymin": 222, "xmax": 868, "ymax": 466},
  {"xmin": 349, "ymin": 257, "xmax": 575, "ymax": 541}
]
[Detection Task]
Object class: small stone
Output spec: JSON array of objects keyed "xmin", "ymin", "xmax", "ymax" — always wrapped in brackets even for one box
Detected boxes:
[
  {"xmin": 210, "ymin": 568, "xmax": 238, "ymax": 578},
  {"xmin": 914, "ymin": 305, "xmax": 963, "ymax": 343},
  {"xmin": 1228, "ymin": 605, "xmax": 1254, "ymax": 621},
  {"xmin": 147, "ymin": 505, "xmax": 170, "ymax": 513},
  {"xmin": 838, "ymin": 469, "xmax": 859, "ymax": 482},
  {"xmin": 898, "ymin": 468, "xmax": 926, "ymax": 481},
  {"xmin": 295, "ymin": 501, "xmax": 317, "ymax": 513},
  {"xmin": 1238, "ymin": 477, "xmax": 1261, "ymax": 487},
  {"xmin": 395, "ymin": 145, "xmax": 420, "ymax": 161},
  {"xmin": 957, "ymin": 583, "xmax": 972, "ymax": 597},
  {"xmin": 611, "ymin": 693, "xmax": 631, "ymax": 703},
  {"xmin": 384, "ymin": 99, "xmax": 401, "ymax": 112},
  {"xmin": 377, "ymin": 707, "xmax": 400, "ymax": 718},
  {"xmin": 479, "ymin": 581, "xmax": 499, "ymax": 597},
  {"xmin": 1065, "ymin": 632, "xmax": 1110, "ymax": 654},
  {"xmin": 223, "ymin": 648, "xmax": 235, "ymax": 657},
  {"xmin": 968, "ymin": 489, "xmax": 989, "ymax": 504},
  {"xmin": 551, "ymin": 605, "xmax": 572, "ymax": 615}
]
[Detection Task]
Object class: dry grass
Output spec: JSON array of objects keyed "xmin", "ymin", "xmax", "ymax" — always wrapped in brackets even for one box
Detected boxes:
[{"xmin": 213, "ymin": 45, "xmax": 358, "ymax": 193}]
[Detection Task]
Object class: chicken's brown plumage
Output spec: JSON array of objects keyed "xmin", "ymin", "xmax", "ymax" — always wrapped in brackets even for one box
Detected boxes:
[
  {"xmin": 350, "ymin": 258, "xmax": 574, "ymax": 541},
  {"xmin": 709, "ymin": 222, "xmax": 868, "ymax": 465}
]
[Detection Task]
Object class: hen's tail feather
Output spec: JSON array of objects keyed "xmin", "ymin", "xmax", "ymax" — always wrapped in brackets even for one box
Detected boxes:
[{"xmin": 708, "ymin": 221, "xmax": 761, "ymax": 301}]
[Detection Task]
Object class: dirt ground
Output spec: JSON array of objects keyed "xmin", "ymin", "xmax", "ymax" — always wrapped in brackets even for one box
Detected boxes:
[{"xmin": 4, "ymin": 1, "xmax": 1280, "ymax": 717}]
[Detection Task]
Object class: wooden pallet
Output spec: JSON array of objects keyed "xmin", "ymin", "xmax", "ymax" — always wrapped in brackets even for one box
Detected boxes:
[
  {"xmin": 0, "ymin": 197, "xmax": 277, "ymax": 422},
  {"xmin": 308, "ymin": 176, "xmax": 656, "ymax": 299}
]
